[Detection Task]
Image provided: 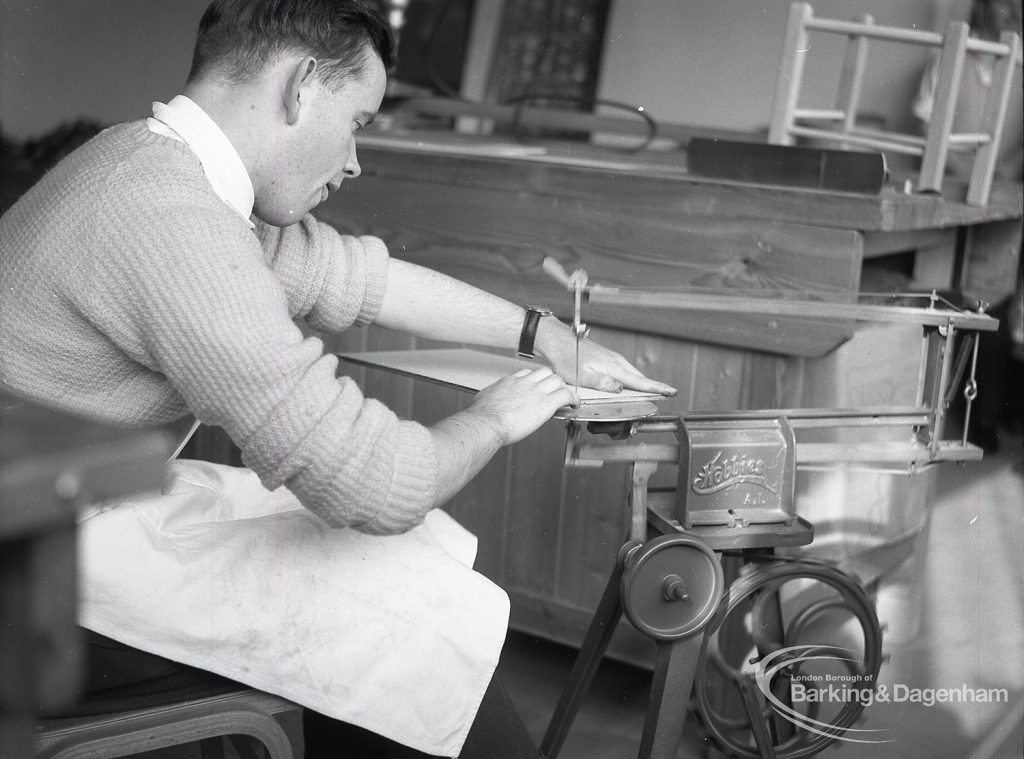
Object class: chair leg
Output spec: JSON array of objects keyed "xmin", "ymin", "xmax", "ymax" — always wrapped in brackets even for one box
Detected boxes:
[
  {"xmin": 834, "ymin": 13, "xmax": 872, "ymax": 141},
  {"xmin": 768, "ymin": 1, "xmax": 813, "ymax": 145},
  {"xmin": 919, "ymin": 21, "xmax": 969, "ymax": 194},
  {"xmin": 967, "ymin": 31, "xmax": 1022, "ymax": 206}
]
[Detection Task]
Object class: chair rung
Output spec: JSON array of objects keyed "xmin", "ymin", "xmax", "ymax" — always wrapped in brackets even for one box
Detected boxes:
[
  {"xmin": 804, "ymin": 17, "xmax": 943, "ymax": 47},
  {"xmin": 847, "ymin": 128, "xmax": 926, "ymax": 148},
  {"xmin": 965, "ymin": 36, "xmax": 1022, "ymax": 59},
  {"xmin": 787, "ymin": 125, "xmax": 925, "ymax": 155},
  {"xmin": 792, "ymin": 108, "xmax": 845, "ymax": 121},
  {"xmin": 948, "ymin": 132, "xmax": 992, "ymax": 146}
]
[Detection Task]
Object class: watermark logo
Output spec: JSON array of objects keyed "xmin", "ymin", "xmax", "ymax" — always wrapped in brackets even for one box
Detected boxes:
[{"xmin": 754, "ymin": 645, "xmax": 1010, "ymax": 745}]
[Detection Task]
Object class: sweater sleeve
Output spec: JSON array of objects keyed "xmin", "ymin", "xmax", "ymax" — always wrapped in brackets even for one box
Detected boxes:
[
  {"xmin": 79, "ymin": 204, "xmax": 436, "ymax": 535},
  {"xmin": 255, "ymin": 215, "xmax": 389, "ymax": 331}
]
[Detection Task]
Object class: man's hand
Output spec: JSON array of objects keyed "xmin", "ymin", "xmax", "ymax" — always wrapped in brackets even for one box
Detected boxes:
[
  {"xmin": 469, "ymin": 366, "xmax": 580, "ymax": 445},
  {"xmin": 428, "ymin": 367, "xmax": 578, "ymax": 505},
  {"xmin": 536, "ymin": 318, "xmax": 677, "ymax": 397}
]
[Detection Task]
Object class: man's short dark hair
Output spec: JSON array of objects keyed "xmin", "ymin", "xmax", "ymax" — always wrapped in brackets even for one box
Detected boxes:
[{"xmin": 188, "ymin": 0, "xmax": 396, "ymax": 89}]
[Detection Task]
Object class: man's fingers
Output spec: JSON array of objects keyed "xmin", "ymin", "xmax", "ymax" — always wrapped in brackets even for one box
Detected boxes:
[
  {"xmin": 594, "ymin": 365, "xmax": 677, "ymax": 397},
  {"xmin": 536, "ymin": 372, "xmax": 568, "ymax": 393},
  {"xmin": 550, "ymin": 385, "xmax": 579, "ymax": 409},
  {"xmin": 608, "ymin": 361, "xmax": 677, "ymax": 396},
  {"xmin": 627, "ymin": 377, "xmax": 678, "ymax": 396},
  {"xmin": 521, "ymin": 366, "xmax": 553, "ymax": 382}
]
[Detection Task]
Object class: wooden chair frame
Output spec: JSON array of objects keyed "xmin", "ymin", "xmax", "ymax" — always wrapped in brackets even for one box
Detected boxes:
[
  {"xmin": 769, "ymin": 1, "xmax": 1022, "ymax": 206},
  {"xmin": 36, "ymin": 689, "xmax": 299, "ymax": 759}
]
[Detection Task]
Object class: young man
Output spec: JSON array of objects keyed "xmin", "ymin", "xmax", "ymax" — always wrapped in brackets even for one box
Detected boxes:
[{"xmin": 0, "ymin": 1, "xmax": 674, "ymax": 757}]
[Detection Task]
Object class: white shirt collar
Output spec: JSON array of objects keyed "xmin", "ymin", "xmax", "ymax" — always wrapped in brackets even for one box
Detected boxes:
[{"xmin": 147, "ymin": 95, "xmax": 255, "ymax": 228}]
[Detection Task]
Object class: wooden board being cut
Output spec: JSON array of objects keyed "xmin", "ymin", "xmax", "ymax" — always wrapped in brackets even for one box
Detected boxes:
[{"xmin": 339, "ymin": 348, "xmax": 664, "ymax": 406}]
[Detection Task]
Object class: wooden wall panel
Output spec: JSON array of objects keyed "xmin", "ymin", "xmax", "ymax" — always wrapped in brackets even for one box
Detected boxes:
[
  {"xmin": 503, "ymin": 422, "xmax": 565, "ymax": 596},
  {"xmin": 319, "ymin": 176, "xmax": 863, "ymax": 357}
]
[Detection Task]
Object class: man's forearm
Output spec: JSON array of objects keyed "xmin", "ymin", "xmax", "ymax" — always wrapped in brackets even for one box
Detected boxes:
[
  {"xmin": 374, "ymin": 258, "xmax": 552, "ymax": 348},
  {"xmin": 428, "ymin": 410, "xmax": 505, "ymax": 506},
  {"xmin": 374, "ymin": 257, "xmax": 676, "ymax": 397}
]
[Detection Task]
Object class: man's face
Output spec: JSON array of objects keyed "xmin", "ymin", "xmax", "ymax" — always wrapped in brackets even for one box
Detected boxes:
[{"xmin": 255, "ymin": 51, "xmax": 386, "ymax": 226}]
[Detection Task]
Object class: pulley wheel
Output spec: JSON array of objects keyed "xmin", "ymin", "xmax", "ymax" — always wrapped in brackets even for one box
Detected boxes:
[
  {"xmin": 621, "ymin": 533, "xmax": 724, "ymax": 641},
  {"xmin": 693, "ymin": 558, "xmax": 883, "ymax": 759}
]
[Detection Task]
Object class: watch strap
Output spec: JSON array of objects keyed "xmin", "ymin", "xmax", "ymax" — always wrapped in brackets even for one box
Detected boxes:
[{"xmin": 517, "ymin": 305, "xmax": 551, "ymax": 358}]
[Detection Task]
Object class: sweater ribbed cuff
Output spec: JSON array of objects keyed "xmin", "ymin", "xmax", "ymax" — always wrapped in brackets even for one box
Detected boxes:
[
  {"xmin": 360, "ymin": 421, "xmax": 438, "ymax": 535},
  {"xmin": 355, "ymin": 236, "xmax": 389, "ymax": 326}
]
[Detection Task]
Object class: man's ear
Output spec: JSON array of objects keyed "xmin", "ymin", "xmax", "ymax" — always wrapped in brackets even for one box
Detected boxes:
[{"xmin": 284, "ymin": 56, "xmax": 318, "ymax": 126}]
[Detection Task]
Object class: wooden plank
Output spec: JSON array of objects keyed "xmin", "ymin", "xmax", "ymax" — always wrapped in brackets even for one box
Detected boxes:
[
  {"xmin": 691, "ymin": 342, "xmax": 747, "ymax": 411},
  {"xmin": 503, "ymin": 420, "xmax": 566, "ymax": 597},
  {"xmin": 444, "ymin": 447, "xmax": 514, "ymax": 584},
  {"xmin": 320, "ymin": 176, "xmax": 864, "ymax": 357},
  {"xmin": 740, "ymin": 351, "xmax": 800, "ymax": 410}
]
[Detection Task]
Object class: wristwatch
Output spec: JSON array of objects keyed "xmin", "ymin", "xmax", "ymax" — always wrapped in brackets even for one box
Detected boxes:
[{"xmin": 517, "ymin": 305, "xmax": 553, "ymax": 358}]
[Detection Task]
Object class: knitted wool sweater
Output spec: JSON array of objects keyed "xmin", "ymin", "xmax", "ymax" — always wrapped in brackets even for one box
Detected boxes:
[{"xmin": 0, "ymin": 122, "xmax": 437, "ymax": 534}]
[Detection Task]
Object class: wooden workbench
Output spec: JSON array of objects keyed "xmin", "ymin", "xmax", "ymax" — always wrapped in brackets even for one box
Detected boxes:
[
  {"xmin": 315, "ymin": 131, "xmax": 1022, "ymax": 664},
  {"xmin": 327, "ymin": 132, "xmax": 1022, "ymax": 355}
]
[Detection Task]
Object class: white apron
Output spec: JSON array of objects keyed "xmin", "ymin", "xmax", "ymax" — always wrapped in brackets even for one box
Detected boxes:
[{"xmin": 78, "ymin": 459, "xmax": 510, "ymax": 757}]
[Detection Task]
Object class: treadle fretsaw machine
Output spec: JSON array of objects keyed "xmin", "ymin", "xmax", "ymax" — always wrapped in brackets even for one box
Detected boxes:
[{"xmin": 537, "ymin": 259, "xmax": 998, "ymax": 759}]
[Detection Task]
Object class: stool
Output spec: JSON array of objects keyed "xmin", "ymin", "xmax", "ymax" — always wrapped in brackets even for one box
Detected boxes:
[
  {"xmin": 35, "ymin": 688, "xmax": 299, "ymax": 759},
  {"xmin": 768, "ymin": 1, "xmax": 1022, "ymax": 206}
]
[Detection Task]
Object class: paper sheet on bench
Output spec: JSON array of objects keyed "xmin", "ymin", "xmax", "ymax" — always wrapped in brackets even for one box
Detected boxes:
[{"xmin": 339, "ymin": 348, "xmax": 663, "ymax": 406}]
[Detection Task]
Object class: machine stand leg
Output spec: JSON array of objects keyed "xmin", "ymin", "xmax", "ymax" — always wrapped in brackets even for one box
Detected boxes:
[
  {"xmin": 541, "ymin": 541, "xmax": 639, "ymax": 759},
  {"xmin": 637, "ymin": 636, "xmax": 703, "ymax": 759}
]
